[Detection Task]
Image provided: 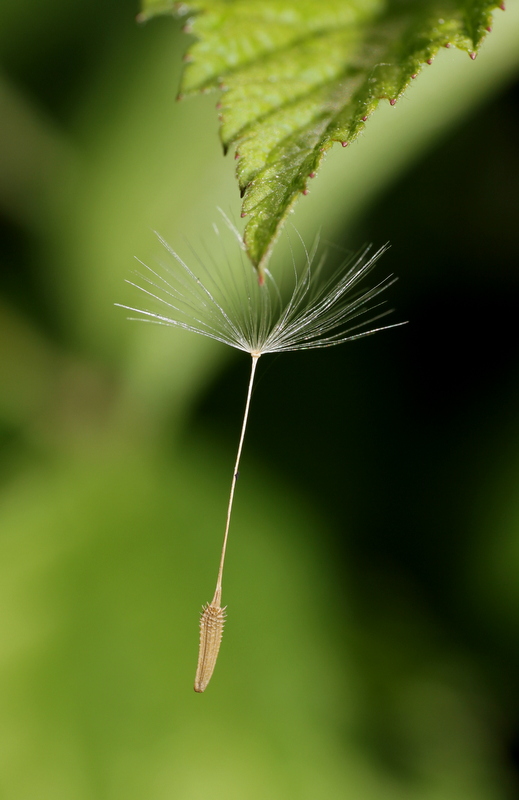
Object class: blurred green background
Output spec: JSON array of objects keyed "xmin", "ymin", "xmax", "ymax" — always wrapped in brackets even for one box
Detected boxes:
[{"xmin": 1, "ymin": 2, "xmax": 519, "ymax": 798}]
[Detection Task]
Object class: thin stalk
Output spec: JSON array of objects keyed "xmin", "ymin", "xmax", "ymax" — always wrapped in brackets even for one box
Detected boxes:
[{"xmin": 211, "ymin": 353, "xmax": 260, "ymax": 606}]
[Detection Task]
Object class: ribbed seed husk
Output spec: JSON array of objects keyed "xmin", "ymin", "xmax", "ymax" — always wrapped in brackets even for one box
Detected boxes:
[{"xmin": 194, "ymin": 602, "xmax": 226, "ymax": 693}]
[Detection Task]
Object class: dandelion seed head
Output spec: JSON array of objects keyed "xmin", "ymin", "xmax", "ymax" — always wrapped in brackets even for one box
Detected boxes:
[
  {"xmin": 115, "ymin": 215, "xmax": 407, "ymax": 693},
  {"xmin": 116, "ymin": 215, "xmax": 405, "ymax": 357}
]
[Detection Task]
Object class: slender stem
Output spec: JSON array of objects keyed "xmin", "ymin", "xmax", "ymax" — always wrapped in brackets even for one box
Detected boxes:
[{"xmin": 212, "ymin": 354, "xmax": 260, "ymax": 606}]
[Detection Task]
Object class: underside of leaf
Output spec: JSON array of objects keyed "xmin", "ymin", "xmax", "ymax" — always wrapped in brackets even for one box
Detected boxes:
[{"xmin": 140, "ymin": 0, "xmax": 502, "ymax": 274}]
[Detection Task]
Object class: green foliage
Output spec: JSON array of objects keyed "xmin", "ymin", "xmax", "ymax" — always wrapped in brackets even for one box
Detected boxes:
[
  {"xmin": 141, "ymin": 0, "xmax": 501, "ymax": 272},
  {"xmin": 1, "ymin": 1, "xmax": 519, "ymax": 796}
]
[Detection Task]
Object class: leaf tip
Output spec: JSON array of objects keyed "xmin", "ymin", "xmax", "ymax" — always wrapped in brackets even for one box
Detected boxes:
[
  {"xmin": 389, "ymin": 98, "xmax": 397, "ymax": 106},
  {"xmin": 341, "ymin": 141, "xmax": 349, "ymax": 148},
  {"xmin": 469, "ymin": 51, "xmax": 477, "ymax": 60}
]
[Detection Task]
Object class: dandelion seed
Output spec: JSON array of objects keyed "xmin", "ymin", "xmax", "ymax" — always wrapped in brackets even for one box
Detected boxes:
[
  {"xmin": 116, "ymin": 216, "xmax": 406, "ymax": 692},
  {"xmin": 195, "ymin": 601, "xmax": 226, "ymax": 693}
]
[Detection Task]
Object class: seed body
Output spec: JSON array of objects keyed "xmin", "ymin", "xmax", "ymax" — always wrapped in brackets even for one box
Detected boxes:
[{"xmin": 194, "ymin": 602, "xmax": 226, "ymax": 693}]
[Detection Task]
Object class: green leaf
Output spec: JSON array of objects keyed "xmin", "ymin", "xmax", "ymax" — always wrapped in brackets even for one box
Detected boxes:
[{"xmin": 141, "ymin": 0, "xmax": 502, "ymax": 273}]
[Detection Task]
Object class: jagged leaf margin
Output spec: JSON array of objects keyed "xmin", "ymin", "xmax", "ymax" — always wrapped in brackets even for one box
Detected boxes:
[{"xmin": 140, "ymin": 0, "xmax": 503, "ymax": 274}]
